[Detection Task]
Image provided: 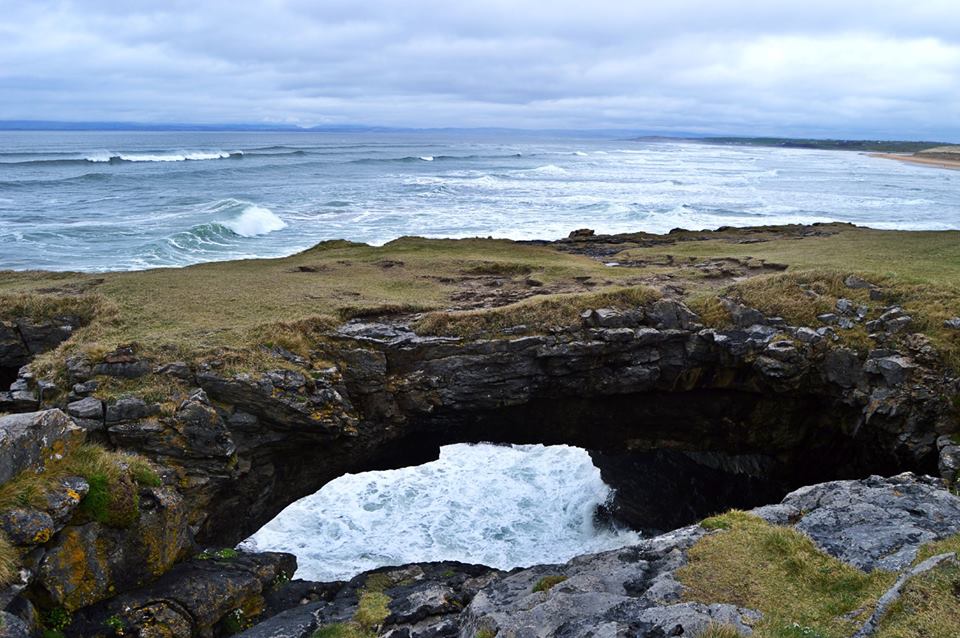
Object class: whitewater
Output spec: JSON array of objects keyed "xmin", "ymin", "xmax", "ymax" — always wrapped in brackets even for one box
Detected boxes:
[
  {"xmin": 1, "ymin": 130, "xmax": 959, "ymax": 271},
  {"xmin": 241, "ymin": 443, "xmax": 641, "ymax": 581}
]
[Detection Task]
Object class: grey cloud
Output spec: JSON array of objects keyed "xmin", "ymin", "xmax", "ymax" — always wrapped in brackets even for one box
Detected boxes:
[{"xmin": 0, "ymin": 0, "xmax": 958, "ymax": 138}]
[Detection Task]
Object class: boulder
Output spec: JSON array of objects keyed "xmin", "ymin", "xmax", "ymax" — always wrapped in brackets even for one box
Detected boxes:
[
  {"xmin": 36, "ymin": 487, "xmax": 192, "ymax": 610},
  {"xmin": 66, "ymin": 397, "xmax": 103, "ymax": 421},
  {"xmin": 70, "ymin": 551, "xmax": 296, "ymax": 638},
  {"xmin": 0, "ymin": 410, "xmax": 85, "ymax": 484},
  {"xmin": 645, "ymin": 299, "xmax": 700, "ymax": 330}
]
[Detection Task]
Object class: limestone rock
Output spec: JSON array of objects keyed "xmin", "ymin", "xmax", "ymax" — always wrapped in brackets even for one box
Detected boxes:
[
  {"xmin": 757, "ymin": 473, "xmax": 960, "ymax": 571},
  {"xmin": 0, "ymin": 409, "xmax": 84, "ymax": 484},
  {"xmin": 66, "ymin": 397, "xmax": 103, "ymax": 421}
]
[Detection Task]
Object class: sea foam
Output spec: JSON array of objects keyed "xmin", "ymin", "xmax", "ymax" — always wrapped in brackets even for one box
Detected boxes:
[
  {"xmin": 221, "ymin": 205, "xmax": 287, "ymax": 237},
  {"xmin": 240, "ymin": 443, "xmax": 640, "ymax": 581}
]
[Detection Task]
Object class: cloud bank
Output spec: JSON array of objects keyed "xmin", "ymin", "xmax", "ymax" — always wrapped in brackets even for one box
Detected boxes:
[{"xmin": 1, "ymin": 0, "xmax": 958, "ymax": 138}]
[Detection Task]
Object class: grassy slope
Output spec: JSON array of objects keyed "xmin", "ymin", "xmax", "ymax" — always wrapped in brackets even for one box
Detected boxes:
[
  {"xmin": 681, "ymin": 511, "xmax": 960, "ymax": 638},
  {"xmin": 1, "ymin": 225, "xmax": 959, "ymax": 372},
  {"xmin": 0, "ymin": 237, "xmax": 644, "ymax": 366}
]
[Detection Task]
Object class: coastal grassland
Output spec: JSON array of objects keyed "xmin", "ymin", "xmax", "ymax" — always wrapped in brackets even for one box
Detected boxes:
[
  {"xmin": 0, "ymin": 237, "xmax": 646, "ymax": 371},
  {"xmin": 681, "ymin": 512, "xmax": 960, "ymax": 638},
  {"xmin": 615, "ymin": 227, "xmax": 960, "ymax": 363}
]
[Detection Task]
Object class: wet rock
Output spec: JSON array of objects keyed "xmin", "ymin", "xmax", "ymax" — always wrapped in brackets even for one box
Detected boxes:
[
  {"xmin": 460, "ymin": 526, "xmax": 728, "ymax": 638},
  {"xmin": 44, "ymin": 477, "xmax": 89, "ymax": 526},
  {"xmin": 757, "ymin": 473, "xmax": 960, "ymax": 571},
  {"xmin": 70, "ymin": 552, "xmax": 296, "ymax": 638},
  {"xmin": 567, "ymin": 228, "xmax": 595, "ymax": 238},
  {"xmin": 835, "ymin": 298, "xmax": 856, "ymax": 315},
  {"xmin": 844, "ymin": 275, "xmax": 876, "ymax": 290},
  {"xmin": 0, "ymin": 611, "xmax": 30, "ymax": 638},
  {"xmin": 157, "ymin": 360, "xmax": 193, "ymax": 381},
  {"xmin": 867, "ymin": 307, "xmax": 913, "ymax": 335},
  {"xmin": 937, "ymin": 435, "xmax": 960, "ymax": 482},
  {"xmin": 0, "ymin": 322, "xmax": 29, "ymax": 369},
  {"xmin": 93, "ymin": 346, "xmax": 152, "ymax": 379},
  {"xmin": 722, "ymin": 301, "xmax": 765, "ymax": 329},
  {"xmin": 0, "ymin": 409, "xmax": 85, "ymax": 484}
]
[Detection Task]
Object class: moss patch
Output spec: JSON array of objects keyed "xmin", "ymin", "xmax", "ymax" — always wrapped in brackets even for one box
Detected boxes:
[{"xmin": 0, "ymin": 444, "xmax": 160, "ymax": 528}]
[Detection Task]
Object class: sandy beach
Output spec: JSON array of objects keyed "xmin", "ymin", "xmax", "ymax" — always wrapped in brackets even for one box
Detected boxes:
[{"xmin": 871, "ymin": 152, "xmax": 960, "ymax": 170}]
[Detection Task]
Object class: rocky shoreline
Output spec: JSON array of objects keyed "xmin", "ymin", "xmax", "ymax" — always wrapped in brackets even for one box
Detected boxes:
[{"xmin": 1, "ymin": 225, "xmax": 960, "ymax": 637}]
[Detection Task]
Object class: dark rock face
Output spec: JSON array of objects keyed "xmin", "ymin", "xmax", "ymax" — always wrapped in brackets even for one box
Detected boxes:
[
  {"xmin": 96, "ymin": 303, "xmax": 955, "ymax": 547},
  {"xmin": 69, "ymin": 551, "xmax": 296, "ymax": 638},
  {"xmin": 238, "ymin": 562, "xmax": 502, "ymax": 638}
]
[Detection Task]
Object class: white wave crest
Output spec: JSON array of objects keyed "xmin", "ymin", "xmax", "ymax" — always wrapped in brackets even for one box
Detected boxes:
[
  {"xmin": 526, "ymin": 164, "xmax": 568, "ymax": 176},
  {"xmin": 221, "ymin": 205, "xmax": 287, "ymax": 237},
  {"xmin": 241, "ymin": 443, "xmax": 640, "ymax": 581},
  {"xmin": 85, "ymin": 150, "xmax": 241, "ymax": 163},
  {"xmin": 419, "ymin": 155, "xmax": 434, "ymax": 161}
]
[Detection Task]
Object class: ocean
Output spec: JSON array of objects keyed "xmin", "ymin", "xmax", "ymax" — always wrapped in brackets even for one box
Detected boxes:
[{"xmin": 1, "ymin": 130, "xmax": 958, "ymax": 272}]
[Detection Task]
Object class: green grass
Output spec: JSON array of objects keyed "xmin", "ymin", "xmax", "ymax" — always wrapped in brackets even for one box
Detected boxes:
[
  {"xmin": 679, "ymin": 512, "xmax": 893, "ymax": 638},
  {"xmin": 0, "ymin": 236, "xmax": 644, "ymax": 377},
  {"xmin": 532, "ymin": 575, "xmax": 568, "ymax": 593},
  {"xmin": 311, "ymin": 589, "xmax": 392, "ymax": 638}
]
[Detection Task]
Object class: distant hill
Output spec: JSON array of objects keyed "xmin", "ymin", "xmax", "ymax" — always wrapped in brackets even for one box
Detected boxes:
[{"xmin": 677, "ymin": 136, "xmax": 947, "ymax": 153}]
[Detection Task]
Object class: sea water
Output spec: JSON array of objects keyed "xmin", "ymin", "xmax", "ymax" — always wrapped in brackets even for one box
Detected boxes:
[
  {"xmin": 1, "ymin": 130, "xmax": 958, "ymax": 271},
  {"xmin": 240, "ymin": 443, "xmax": 642, "ymax": 581}
]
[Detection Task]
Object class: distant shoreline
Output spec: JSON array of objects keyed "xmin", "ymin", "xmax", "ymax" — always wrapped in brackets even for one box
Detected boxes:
[{"xmin": 870, "ymin": 152, "xmax": 960, "ymax": 171}]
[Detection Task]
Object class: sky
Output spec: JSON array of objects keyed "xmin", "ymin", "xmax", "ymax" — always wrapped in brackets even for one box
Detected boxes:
[{"xmin": 1, "ymin": 1, "xmax": 959, "ymax": 139}]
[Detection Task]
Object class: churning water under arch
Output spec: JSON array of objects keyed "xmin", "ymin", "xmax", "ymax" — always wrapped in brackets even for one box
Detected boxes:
[{"xmin": 239, "ymin": 443, "xmax": 641, "ymax": 581}]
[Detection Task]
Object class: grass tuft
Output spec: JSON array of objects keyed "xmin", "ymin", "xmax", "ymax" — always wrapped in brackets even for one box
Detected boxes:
[
  {"xmin": 679, "ymin": 511, "xmax": 893, "ymax": 638},
  {"xmin": 354, "ymin": 590, "xmax": 391, "ymax": 630},
  {"xmin": 532, "ymin": 575, "xmax": 568, "ymax": 593},
  {"xmin": 697, "ymin": 624, "xmax": 745, "ymax": 638},
  {"xmin": 0, "ymin": 444, "xmax": 159, "ymax": 529},
  {"xmin": 0, "ymin": 532, "xmax": 18, "ymax": 587}
]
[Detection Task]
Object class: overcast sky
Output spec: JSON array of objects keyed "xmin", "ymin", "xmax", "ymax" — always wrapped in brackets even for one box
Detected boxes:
[{"xmin": 1, "ymin": 1, "xmax": 958, "ymax": 138}]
